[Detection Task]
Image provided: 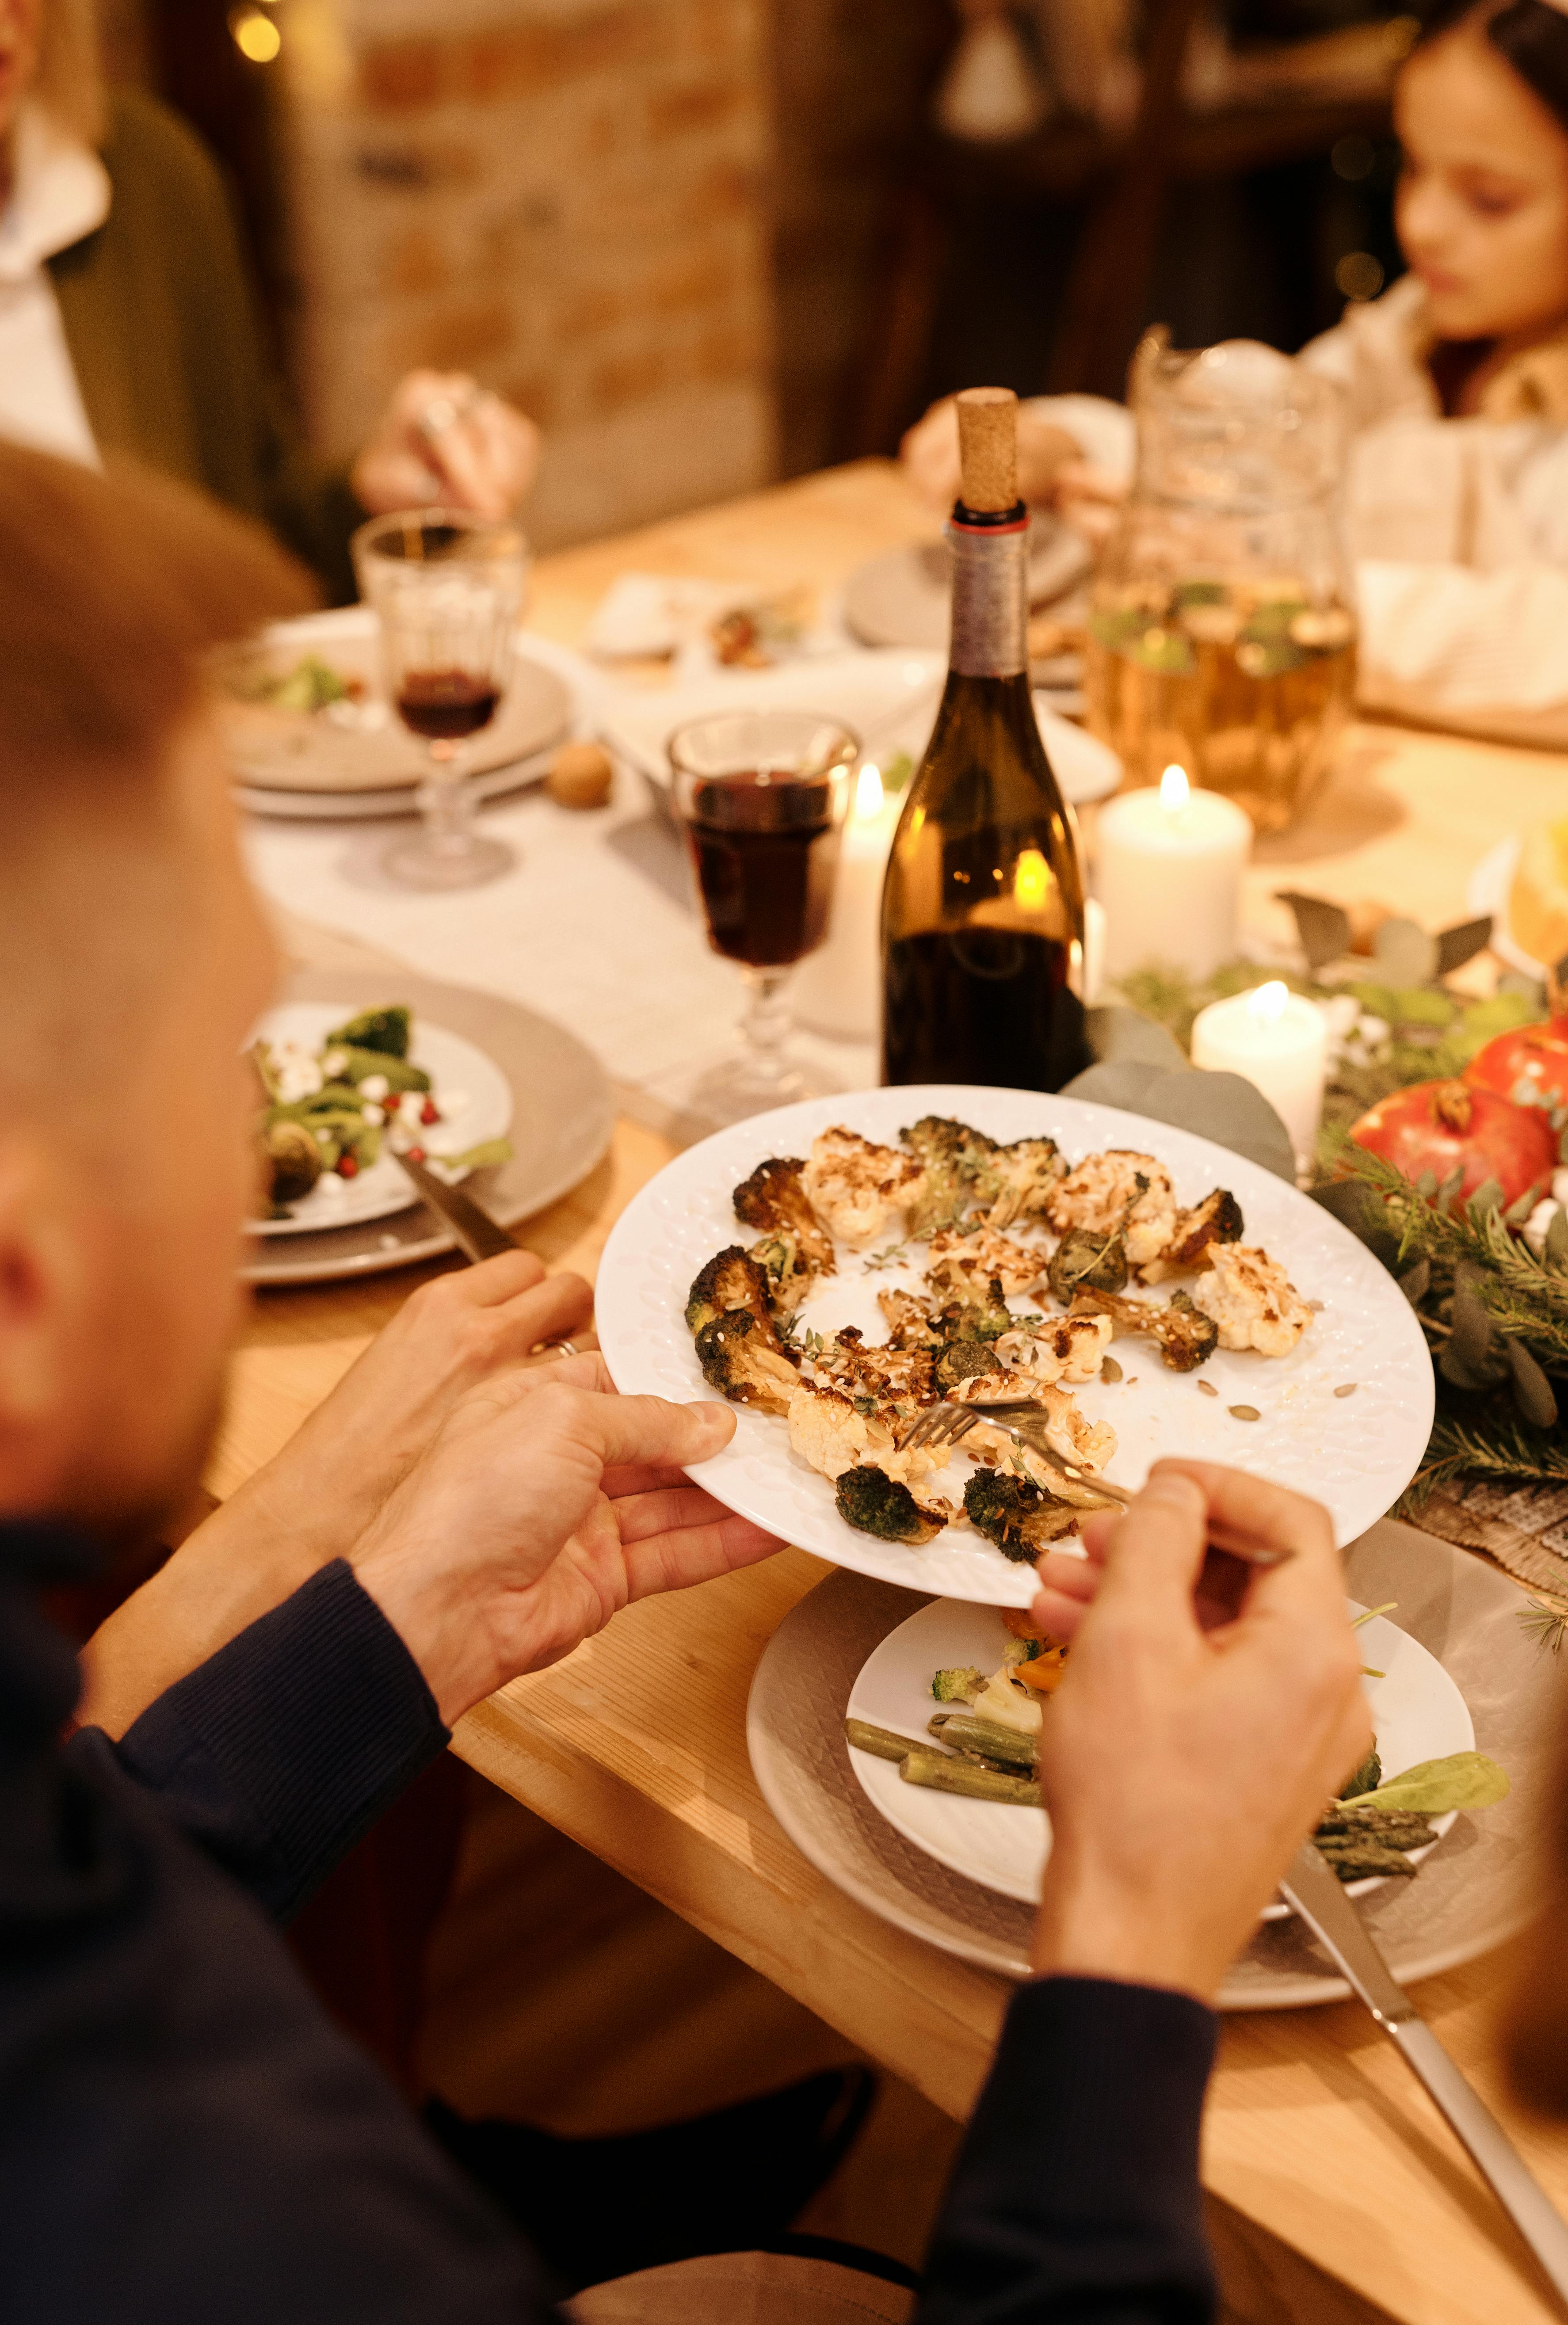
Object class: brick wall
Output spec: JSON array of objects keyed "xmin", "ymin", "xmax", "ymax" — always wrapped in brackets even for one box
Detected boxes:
[{"xmin": 277, "ymin": 0, "xmax": 777, "ymax": 549}]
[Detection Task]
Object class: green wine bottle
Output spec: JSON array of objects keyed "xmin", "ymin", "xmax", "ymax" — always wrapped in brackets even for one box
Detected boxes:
[{"xmin": 881, "ymin": 386, "xmax": 1088, "ymax": 1092}]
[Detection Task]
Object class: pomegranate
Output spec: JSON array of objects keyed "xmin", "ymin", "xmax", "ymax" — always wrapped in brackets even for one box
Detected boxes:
[
  {"xmin": 1465, "ymin": 1015, "xmax": 1568, "ymax": 1116},
  {"xmin": 1349, "ymin": 1078, "xmax": 1557, "ymax": 1211}
]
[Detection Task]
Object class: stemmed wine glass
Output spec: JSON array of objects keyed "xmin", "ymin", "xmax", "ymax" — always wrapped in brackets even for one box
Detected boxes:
[
  {"xmin": 351, "ymin": 509, "xmax": 528, "ymax": 892},
  {"xmin": 668, "ymin": 709, "xmax": 857, "ymax": 1123}
]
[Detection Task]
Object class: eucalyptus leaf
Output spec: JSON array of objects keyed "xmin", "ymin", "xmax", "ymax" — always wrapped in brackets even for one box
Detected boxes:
[
  {"xmin": 1348, "ymin": 1751, "xmax": 1511, "ymax": 1816},
  {"xmin": 1505, "ymin": 1336, "xmax": 1560, "ymax": 1429},
  {"xmin": 1374, "ymin": 917, "xmax": 1441, "ymax": 988},
  {"xmin": 1084, "ymin": 1005, "xmax": 1189, "ymax": 1074},
  {"xmin": 1439, "ymin": 1289, "xmax": 1507, "ymax": 1391},
  {"xmin": 1467, "ymin": 1177, "xmax": 1505, "ymax": 1222},
  {"xmin": 1397, "ymin": 1255, "xmax": 1431, "ymax": 1306},
  {"xmin": 1505, "ymin": 1184, "xmax": 1542, "ymax": 1225},
  {"xmin": 1274, "ymin": 890, "xmax": 1351, "ymax": 973},
  {"xmin": 1548, "ymin": 1208, "xmax": 1568, "ymax": 1270},
  {"xmin": 1499, "ymin": 969, "xmax": 1549, "ymax": 1006},
  {"xmin": 1433, "ymin": 915, "xmax": 1493, "ymax": 976},
  {"xmin": 1059, "ymin": 1060, "xmax": 1297, "ymax": 1182}
]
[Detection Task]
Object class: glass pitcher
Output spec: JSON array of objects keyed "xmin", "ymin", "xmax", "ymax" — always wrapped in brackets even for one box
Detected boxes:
[{"xmin": 1084, "ymin": 336, "xmax": 1355, "ymax": 835}]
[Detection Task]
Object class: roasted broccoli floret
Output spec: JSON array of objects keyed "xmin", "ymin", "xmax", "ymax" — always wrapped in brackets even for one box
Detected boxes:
[
  {"xmin": 685, "ymin": 1246, "xmax": 779, "ymax": 1339},
  {"xmin": 1047, "ymin": 1226, "xmax": 1129, "ymax": 1304},
  {"xmin": 733, "ymin": 1157, "xmax": 834, "ymax": 1273},
  {"xmin": 1162, "ymin": 1187, "xmax": 1244, "ymax": 1270},
  {"xmin": 972, "ymin": 1136, "xmax": 1065, "ymax": 1228},
  {"xmin": 964, "ymin": 1469, "xmax": 1082, "ymax": 1563},
  {"xmin": 748, "ymin": 1231, "xmax": 810, "ymax": 1316},
  {"xmin": 903, "ymin": 1115, "xmax": 996, "ymax": 1234},
  {"xmin": 325, "ymin": 1005, "xmax": 412, "ymax": 1059},
  {"xmin": 934, "ymin": 1338, "xmax": 1011, "ymax": 1397},
  {"xmin": 835, "ymin": 1464, "xmax": 949, "ymax": 1546},
  {"xmin": 932, "ymin": 1276, "xmax": 1014, "ymax": 1345},
  {"xmin": 693, "ymin": 1310, "xmax": 798, "ymax": 1415},
  {"xmin": 931, "ymin": 1665, "xmax": 984, "ymax": 1703},
  {"xmin": 1340, "ymin": 1746, "xmax": 1382, "ymax": 1801},
  {"xmin": 1075, "ymin": 1286, "xmax": 1218, "ymax": 1372}
]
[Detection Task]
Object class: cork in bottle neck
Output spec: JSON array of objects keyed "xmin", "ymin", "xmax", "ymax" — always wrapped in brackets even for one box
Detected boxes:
[{"xmin": 956, "ymin": 386, "xmax": 1019, "ymax": 515}]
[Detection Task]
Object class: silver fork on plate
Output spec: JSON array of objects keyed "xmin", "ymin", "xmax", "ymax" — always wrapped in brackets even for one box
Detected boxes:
[{"xmin": 902, "ymin": 1398, "xmax": 1292, "ymax": 1568}]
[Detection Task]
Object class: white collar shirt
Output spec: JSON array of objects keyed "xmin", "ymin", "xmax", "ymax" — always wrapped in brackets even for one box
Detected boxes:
[{"xmin": 0, "ymin": 103, "xmax": 110, "ymax": 466}]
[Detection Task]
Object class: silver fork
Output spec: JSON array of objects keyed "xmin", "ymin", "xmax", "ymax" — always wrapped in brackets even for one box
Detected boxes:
[
  {"xmin": 902, "ymin": 1400, "xmax": 1134, "ymax": 1506},
  {"xmin": 902, "ymin": 1399, "xmax": 1292, "ymax": 1567}
]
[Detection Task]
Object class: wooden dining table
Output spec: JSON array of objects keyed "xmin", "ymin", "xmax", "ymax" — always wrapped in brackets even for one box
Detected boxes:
[{"xmin": 216, "ymin": 461, "xmax": 1568, "ymax": 2325}]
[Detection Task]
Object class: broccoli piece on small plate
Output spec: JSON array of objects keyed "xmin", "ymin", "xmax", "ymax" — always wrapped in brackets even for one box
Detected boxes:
[
  {"xmin": 835, "ymin": 1464, "xmax": 949, "ymax": 1546},
  {"xmin": 931, "ymin": 1665, "xmax": 984, "ymax": 1704}
]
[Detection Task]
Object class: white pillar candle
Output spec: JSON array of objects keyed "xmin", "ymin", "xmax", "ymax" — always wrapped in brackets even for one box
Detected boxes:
[
  {"xmin": 1095, "ymin": 766, "xmax": 1252, "ymax": 981},
  {"xmin": 791, "ymin": 760, "xmax": 901, "ymax": 1041},
  {"xmin": 1190, "ymin": 979, "xmax": 1329, "ymax": 1167}
]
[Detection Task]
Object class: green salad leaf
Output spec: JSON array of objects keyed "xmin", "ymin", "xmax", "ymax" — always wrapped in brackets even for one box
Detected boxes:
[{"xmin": 1344, "ymin": 1751, "xmax": 1510, "ymax": 1817}]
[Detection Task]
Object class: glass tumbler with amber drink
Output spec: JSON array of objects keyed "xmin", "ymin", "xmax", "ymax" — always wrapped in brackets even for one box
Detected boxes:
[
  {"xmin": 669, "ymin": 709, "xmax": 856, "ymax": 1124},
  {"xmin": 1085, "ymin": 339, "xmax": 1355, "ymax": 835}
]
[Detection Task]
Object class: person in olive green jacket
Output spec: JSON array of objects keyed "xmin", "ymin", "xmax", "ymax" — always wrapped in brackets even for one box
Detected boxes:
[{"xmin": 0, "ymin": 0, "xmax": 539, "ymax": 599}]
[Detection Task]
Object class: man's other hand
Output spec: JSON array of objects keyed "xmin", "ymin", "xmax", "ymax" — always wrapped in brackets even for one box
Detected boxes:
[
  {"xmin": 1028, "ymin": 1461, "xmax": 1370, "ymax": 2004},
  {"xmin": 351, "ymin": 1356, "xmax": 782, "ymax": 1726}
]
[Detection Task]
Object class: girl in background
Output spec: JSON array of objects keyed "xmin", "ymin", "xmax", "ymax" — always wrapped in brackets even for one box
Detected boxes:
[{"xmin": 904, "ymin": 0, "xmax": 1568, "ymax": 747}]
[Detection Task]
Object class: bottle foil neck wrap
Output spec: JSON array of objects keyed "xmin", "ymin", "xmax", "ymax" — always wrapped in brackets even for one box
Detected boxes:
[{"xmin": 947, "ymin": 505, "xmax": 1029, "ymax": 679}]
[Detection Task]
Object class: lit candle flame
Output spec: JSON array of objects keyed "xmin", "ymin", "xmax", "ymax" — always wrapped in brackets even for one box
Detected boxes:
[
  {"xmin": 1248, "ymin": 979, "xmax": 1289, "ymax": 1023},
  {"xmin": 855, "ymin": 762, "xmax": 885, "ymax": 821},
  {"xmin": 1159, "ymin": 764, "xmax": 1190, "ymax": 812},
  {"xmin": 1014, "ymin": 847, "xmax": 1049, "ymax": 913}
]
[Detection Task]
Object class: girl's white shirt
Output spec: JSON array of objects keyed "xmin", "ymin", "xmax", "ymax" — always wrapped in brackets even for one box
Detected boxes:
[
  {"xmin": 0, "ymin": 104, "xmax": 108, "ymax": 468},
  {"xmin": 1026, "ymin": 275, "xmax": 1568, "ymax": 743}
]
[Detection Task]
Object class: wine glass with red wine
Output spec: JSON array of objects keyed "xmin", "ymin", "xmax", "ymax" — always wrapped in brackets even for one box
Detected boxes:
[
  {"xmin": 352, "ymin": 510, "xmax": 528, "ymax": 891},
  {"xmin": 668, "ymin": 710, "xmax": 857, "ymax": 1122}
]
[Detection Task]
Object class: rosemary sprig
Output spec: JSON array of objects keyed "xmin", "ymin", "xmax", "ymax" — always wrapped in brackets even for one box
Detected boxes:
[{"xmin": 1521, "ymin": 1594, "xmax": 1568, "ymax": 1655}]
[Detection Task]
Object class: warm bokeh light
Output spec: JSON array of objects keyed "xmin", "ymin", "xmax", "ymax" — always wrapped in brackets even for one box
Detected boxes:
[
  {"xmin": 1159, "ymin": 764, "xmax": 1190, "ymax": 812},
  {"xmin": 855, "ymin": 762, "xmax": 884, "ymax": 821},
  {"xmin": 1248, "ymin": 979, "xmax": 1289, "ymax": 1023},
  {"xmin": 1013, "ymin": 847, "xmax": 1049, "ymax": 913},
  {"xmin": 231, "ymin": 7, "xmax": 282, "ymax": 62}
]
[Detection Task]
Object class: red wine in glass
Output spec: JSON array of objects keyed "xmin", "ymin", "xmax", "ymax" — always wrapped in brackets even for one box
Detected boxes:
[
  {"xmin": 395, "ymin": 667, "xmax": 500, "ymax": 743},
  {"xmin": 685, "ymin": 769, "xmax": 840, "ymax": 968}
]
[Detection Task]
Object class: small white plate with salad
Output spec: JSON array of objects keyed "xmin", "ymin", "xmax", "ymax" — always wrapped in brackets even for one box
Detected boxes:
[
  {"xmin": 845, "ymin": 1595, "xmax": 1499, "ymax": 1920},
  {"xmin": 250, "ymin": 1001, "xmax": 513, "ymax": 1236}
]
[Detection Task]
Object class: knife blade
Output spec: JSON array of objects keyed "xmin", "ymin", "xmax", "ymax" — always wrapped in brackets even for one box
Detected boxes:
[
  {"xmin": 396, "ymin": 1150, "xmax": 521, "ymax": 1264},
  {"xmin": 1280, "ymin": 1841, "xmax": 1568, "ymax": 2304}
]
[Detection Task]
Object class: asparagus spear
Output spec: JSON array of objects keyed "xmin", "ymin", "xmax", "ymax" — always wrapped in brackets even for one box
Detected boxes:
[
  {"xmin": 928, "ymin": 1711, "xmax": 1039, "ymax": 1769},
  {"xmin": 900, "ymin": 1748, "xmax": 1042, "ymax": 1808},
  {"xmin": 845, "ymin": 1718, "xmax": 922, "ymax": 1763}
]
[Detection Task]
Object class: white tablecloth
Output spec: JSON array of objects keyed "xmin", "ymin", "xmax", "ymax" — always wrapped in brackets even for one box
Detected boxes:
[{"xmin": 241, "ymin": 636, "xmax": 880, "ymax": 1141}]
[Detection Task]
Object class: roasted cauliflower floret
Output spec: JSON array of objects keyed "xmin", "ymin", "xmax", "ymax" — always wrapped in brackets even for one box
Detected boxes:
[
  {"xmin": 1075, "ymin": 1287, "xmax": 1219, "ymax": 1372},
  {"xmin": 685, "ymin": 1246, "xmax": 778, "ymax": 1339},
  {"xmin": 1140, "ymin": 1188, "xmax": 1245, "ymax": 1282},
  {"xmin": 972, "ymin": 1136, "xmax": 1065, "ymax": 1229},
  {"xmin": 927, "ymin": 1227, "xmax": 1044, "ymax": 1300},
  {"xmin": 808, "ymin": 1326, "xmax": 935, "ymax": 1422},
  {"xmin": 994, "ymin": 1311, "xmax": 1114, "ymax": 1385},
  {"xmin": 964, "ymin": 1469, "xmax": 1083, "ymax": 1562},
  {"xmin": 787, "ymin": 1380, "xmax": 940, "ymax": 1486},
  {"xmin": 969, "ymin": 1387, "xmax": 1117, "ymax": 1506},
  {"xmin": 1045, "ymin": 1150, "xmax": 1177, "ymax": 1267},
  {"xmin": 1192, "ymin": 1244, "xmax": 1313, "ymax": 1357},
  {"xmin": 693, "ymin": 1311, "xmax": 798, "ymax": 1415},
  {"xmin": 836, "ymin": 1464, "xmax": 952, "ymax": 1546},
  {"xmin": 802, "ymin": 1126, "xmax": 927, "ymax": 1247},
  {"xmin": 877, "ymin": 1288, "xmax": 942, "ymax": 1351}
]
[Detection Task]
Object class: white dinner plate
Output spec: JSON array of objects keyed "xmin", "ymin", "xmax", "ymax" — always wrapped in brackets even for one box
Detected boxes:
[
  {"xmin": 250, "ymin": 1002, "xmax": 513, "ymax": 1235},
  {"xmin": 218, "ymin": 606, "xmax": 572, "ymax": 800},
  {"xmin": 846, "ymin": 1596, "xmax": 1471, "ymax": 1917},
  {"xmin": 598, "ymin": 648, "xmax": 1121, "ymax": 810},
  {"xmin": 594, "ymin": 1085, "xmax": 1435, "ymax": 1608}
]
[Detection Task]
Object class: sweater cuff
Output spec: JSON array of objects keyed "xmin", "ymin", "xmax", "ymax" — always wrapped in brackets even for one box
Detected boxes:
[
  {"xmin": 918, "ymin": 1976, "xmax": 1217, "ymax": 2323},
  {"xmin": 113, "ymin": 1559, "xmax": 448, "ymax": 1920}
]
